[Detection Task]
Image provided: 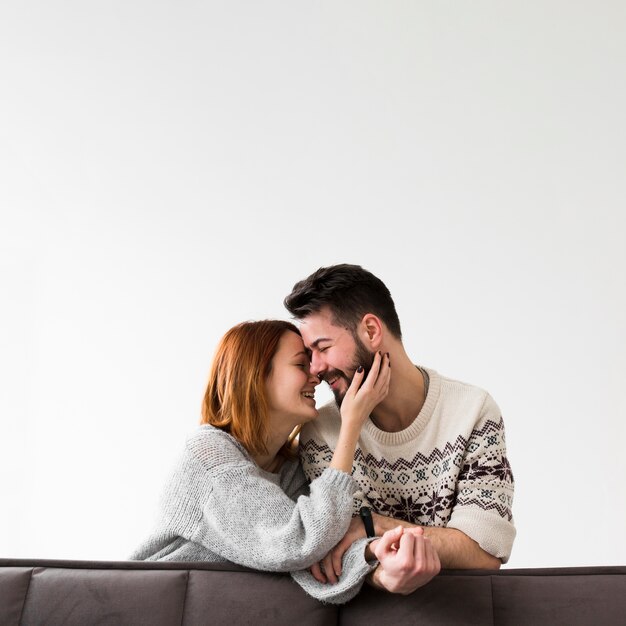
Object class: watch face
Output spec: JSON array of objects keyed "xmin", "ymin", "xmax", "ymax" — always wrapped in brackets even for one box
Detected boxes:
[{"xmin": 360, "ymin": 507, "xmax": 375, "ymax": 537}]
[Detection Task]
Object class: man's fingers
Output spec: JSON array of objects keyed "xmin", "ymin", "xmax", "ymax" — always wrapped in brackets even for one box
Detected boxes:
[
  {"xmin": 374, "ymin": 525, "xmax": 404, "ymax": 558},
  {"xmin": 411, "ymin": 532, "xmax": 426, "ymax": 564},
  {"xmin": 395, "ymin": 529, "xmax": 416, "ymax": 560},
  {"xmin": 372, "ymin": 525, "xmax": 441, "ymax": 595},
  {"xmin": 411, "ymin": 535, "xmax": 441, "ymax": 579},
  {"xmin": 424, "ymin": 537, "xmax": 441, "ymax": 573}
]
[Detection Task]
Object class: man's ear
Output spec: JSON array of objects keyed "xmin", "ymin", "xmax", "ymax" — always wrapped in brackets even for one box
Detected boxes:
[{"xmin": 360, "ymin": 314, "xmax": 384, "ymax": 349}]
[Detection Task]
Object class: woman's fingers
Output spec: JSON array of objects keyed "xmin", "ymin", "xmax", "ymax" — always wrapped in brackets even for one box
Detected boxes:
[
  {"xmin": 345, "ymin": 351, "xmax": 391, "ymax": 399},
  {"xmin": 373, "ymin": 352, "xmax": 391, "ymax": 393},
  {"xmin": 310, "ymin": 561, "xmax": 326, "ymax": 584},
  {"xmin": 331, "ymin": 544, "xmax": 345, "ymax": 578},
  {"xmin": 344, "ymin": 363, "xmax": 366, "ymax": 399},
  {"xmin": 362, "ymin": 352, "xmax": 390, "ymax": 407},
  {"xmin": 340, "ymin": 351, "xmax": 390, "ymax": 426},
  {"xmin": 321, "ymin": 552, "xmax": 338, "ymax": 584},
  {"xmin": 361, "ymin": 351, "xmax": 384, "ymax": 390},
  {"xmin": 355, "ymin": 352, "xmax": 387, "ymax": 396}
]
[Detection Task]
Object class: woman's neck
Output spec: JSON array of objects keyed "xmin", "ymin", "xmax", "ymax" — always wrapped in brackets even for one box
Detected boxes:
[
  {"xmin": 252, "ymin": 412, "xmax": 298, "ymax": 472},
  {"xmin": 251, "ymin": 427, "xmax": 290, "ymax": 473},
  {"xmin": 254, "ymin": 453, "xmax": 284, "ymax": 474}
]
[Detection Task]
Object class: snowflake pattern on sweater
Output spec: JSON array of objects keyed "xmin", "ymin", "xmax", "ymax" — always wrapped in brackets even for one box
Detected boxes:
[
  {"xmin": 304, "ymin": 418, "xmax": 513, "ymax": 526},
  {"xmin": 300, "ymin": 368, "xmax": 516, "ymax": 562}
]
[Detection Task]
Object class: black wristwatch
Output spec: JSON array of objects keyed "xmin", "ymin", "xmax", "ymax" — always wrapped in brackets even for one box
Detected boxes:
[{"xmin": 359, "ymin": 506, "xmax": 376, "ymax": 538}]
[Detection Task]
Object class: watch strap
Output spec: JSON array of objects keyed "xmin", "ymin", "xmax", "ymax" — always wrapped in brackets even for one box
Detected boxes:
[{"xmin": 359, "ymin": 506, "xmax": 376, "ymax": 538}]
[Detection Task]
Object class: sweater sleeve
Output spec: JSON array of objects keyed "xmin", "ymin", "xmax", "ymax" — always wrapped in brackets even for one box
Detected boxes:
[
  {"xmin": 289, "ymin": 538, "xmax": 377, "ymax": 604},
  {"xmin": 445, "ymin": 394, "xmax": 516, "ymax": 562},
  {"xmin": 182, "ymin": 428, "xmax": 358, "ymax": 571}
]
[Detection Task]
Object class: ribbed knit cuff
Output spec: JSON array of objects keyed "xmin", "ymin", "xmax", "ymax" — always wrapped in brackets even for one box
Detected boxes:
[
  {"xmin": 318, "ymin": 467, "xmax": 358, "ymax": 495},
  {"xmin": 290, "ymin": 537, "xmax": 378, "ymax": 604},
  {"xmin": 447, "ymin": 507, "xmax": 516, "ymax": 563}
]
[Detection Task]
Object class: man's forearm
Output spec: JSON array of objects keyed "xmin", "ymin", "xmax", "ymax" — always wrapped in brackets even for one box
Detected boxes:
[{"xmin": 372, "ymin": 513, "xmax": 501, "ymax": 570}]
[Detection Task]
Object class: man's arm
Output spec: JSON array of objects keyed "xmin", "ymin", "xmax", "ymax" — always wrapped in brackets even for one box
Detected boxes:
[
  {"xmin": 372, "ymin": 513, "xmax": 501, "ymax": 570},
  {"xmin": 315, "ymin": 507, "xmax": 500, "ymax": 582}
]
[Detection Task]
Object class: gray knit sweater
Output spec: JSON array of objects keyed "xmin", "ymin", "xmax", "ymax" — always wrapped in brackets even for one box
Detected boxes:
[{"xmin": 130, "ymin": 425, "xmax": 376, "ymax": 604}]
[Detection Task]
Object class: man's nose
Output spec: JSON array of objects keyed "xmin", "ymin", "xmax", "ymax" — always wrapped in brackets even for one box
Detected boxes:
[{"xmin": 309, "ymin": 352, "xmax": 326, "ymax": 377}]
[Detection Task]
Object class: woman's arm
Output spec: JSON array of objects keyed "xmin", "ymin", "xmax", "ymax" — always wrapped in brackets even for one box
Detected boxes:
[
  {"xmin": 167, "ymin": 356, "xmax": 390, "ymax": 572},
  {"xmin": 177, "ymin": 430, "xmax": 356, "ymax": 571},
  {"xmin": 290, "ymin": 538, "xmax": 376, "ymax": 604}
]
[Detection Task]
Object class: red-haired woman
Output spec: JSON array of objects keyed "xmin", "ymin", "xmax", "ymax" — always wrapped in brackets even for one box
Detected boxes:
[{"xmin": 131, "ymin": 320, "xmax": 395, "ymax": 603}]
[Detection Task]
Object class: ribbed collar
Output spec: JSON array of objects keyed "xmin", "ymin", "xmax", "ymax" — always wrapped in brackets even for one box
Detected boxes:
[{"xmin": 361, "ymin": 367, "xmax": 440, "ymax": 447}]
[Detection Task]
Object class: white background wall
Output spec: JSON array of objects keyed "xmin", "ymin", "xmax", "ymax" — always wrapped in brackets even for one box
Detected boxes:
[{"xmin": 1, "ymin": 1, "xmax": 624, "ymax": 568}]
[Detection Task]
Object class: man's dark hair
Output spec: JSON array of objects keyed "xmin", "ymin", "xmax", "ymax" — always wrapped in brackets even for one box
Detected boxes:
[{"xmin": 284, "ymin": 264, "xmax": 402, "ymax": 339}]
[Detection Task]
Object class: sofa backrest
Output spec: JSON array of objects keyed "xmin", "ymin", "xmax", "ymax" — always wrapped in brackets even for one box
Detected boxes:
[
  {"xmin": 1, "ymin": 559, "xmax": 625, "ymax": 626},
  {"xmin": 345, "ymin": 566, "xmax": 626, "ymax": 625},
  {"xmin": 0, "ymin": 559, "xmax": 337, "ymax": 626}
]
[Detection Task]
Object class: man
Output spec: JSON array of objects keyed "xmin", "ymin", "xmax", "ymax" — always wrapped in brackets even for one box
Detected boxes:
[{"xmin": 284, "ymin": 264, "xmax": 515, "ymax": 589}]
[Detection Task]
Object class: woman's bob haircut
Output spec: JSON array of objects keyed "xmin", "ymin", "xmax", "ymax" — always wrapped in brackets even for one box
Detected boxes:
[{"xmin": 201, "ymin": 319, "xmax": 301, "ymax": 458}]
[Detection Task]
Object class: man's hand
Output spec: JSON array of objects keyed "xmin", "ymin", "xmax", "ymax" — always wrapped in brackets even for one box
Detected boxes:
[
  {"xmin": 310, "ymin": 516, "xmax": 366, "ymax": 584},
  {"xmin": 368, "ymin": 525, "xmax": 441, "ymax": 594},
  {"xmin": 372, "ymin": 512, "xmax": 501, "ymax": 570}
]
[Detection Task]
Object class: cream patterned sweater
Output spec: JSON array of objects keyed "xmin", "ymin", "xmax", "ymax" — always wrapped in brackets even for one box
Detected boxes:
[
  {"xmin": 300, "ymin": 368, "xmax": 516, "ymax": 562},
  {"xmin": 130, "ymin": 425, "xmax": 376, "ymax": 604}
]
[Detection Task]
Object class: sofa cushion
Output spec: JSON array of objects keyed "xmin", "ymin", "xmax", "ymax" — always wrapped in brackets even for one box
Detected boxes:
[
  {"xmin": 491, "ymin": 567, "xmax": 626, "ymax": 626},
  {"xmin": 0, "ymin": 567, "xmax": 32, "ymax": 625},
  {"xmin": 183, "ymin": 569, "xmax": 337, "ymax": 626},
  {"xmin": 20, "ymin": 567, "xmax": 188, "ymax": 626},
  {"xmin": 341, "ymin": 573, "xmax": 494, "ymax": 626},
  {"xmin": 1, "ymin": 560, "xmax": 625, "ymax": 626},
  {"xmin": 0, "ymin": 559, "xmax": 337, "ymax": 626}
]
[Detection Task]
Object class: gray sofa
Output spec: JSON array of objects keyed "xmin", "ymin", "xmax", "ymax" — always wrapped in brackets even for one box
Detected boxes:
[{"xmin": 1, "ymin": 558, "xmax": 625, "ymax": 625}]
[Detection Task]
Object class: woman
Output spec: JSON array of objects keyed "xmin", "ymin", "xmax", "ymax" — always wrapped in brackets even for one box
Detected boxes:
[{"xmin": 131, "ymin": 320, "xmax": 390, "ymax": 603}]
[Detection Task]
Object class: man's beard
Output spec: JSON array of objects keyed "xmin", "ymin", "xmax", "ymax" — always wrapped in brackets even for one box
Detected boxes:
[{"xmin": 330, "ymin": 335, "xmax": 374, "ymax": 408}]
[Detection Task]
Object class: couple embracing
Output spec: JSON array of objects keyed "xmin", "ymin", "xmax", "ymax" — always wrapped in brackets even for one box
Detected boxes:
[{"xmin": 131, "ymin": 264, "xmax": 515, "ymax": 604}]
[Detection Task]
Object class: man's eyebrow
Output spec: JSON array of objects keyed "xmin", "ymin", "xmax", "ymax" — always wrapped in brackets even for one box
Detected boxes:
[{"xmin": 309, "ymin": 338, "xmax": 331, "ymax": 349}]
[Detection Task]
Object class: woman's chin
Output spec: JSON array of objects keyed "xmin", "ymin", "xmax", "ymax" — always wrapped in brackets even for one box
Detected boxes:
[{"xmin": 300, "ymin": 408, "xmax": 319, "ymax": 422}]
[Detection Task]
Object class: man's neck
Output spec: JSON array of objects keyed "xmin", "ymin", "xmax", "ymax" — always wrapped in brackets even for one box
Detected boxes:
[{"xmin": 370, "ymin": 356, "xmax": 426, "ymax": 433}]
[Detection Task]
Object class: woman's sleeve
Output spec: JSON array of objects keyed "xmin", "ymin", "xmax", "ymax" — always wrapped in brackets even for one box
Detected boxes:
[
  {"xmin": 290, "ymin": 538, "xmax": 377, "ymax": 604},
  {"xmin": 184, "ymin": 430, "xmax": 358, "ymax": 571}
]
